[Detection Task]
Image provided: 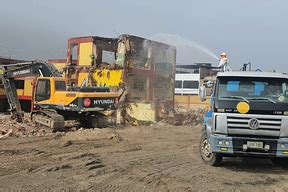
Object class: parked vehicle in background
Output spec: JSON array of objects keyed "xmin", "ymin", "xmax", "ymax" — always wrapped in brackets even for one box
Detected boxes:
[{"xmin": 175, "ymin": 73, "xmax": 200, "ymax": 95}]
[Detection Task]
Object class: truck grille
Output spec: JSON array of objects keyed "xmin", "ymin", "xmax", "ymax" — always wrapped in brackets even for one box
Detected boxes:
[{"xmin": 227, "ymin": 115, "xmax": 281, "ymax": 138}]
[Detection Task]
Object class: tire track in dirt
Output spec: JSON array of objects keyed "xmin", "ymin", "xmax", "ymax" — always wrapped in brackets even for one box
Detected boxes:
[{"xmin": 2, "ymin": 125, "xmax": 288, "ymax": 191}]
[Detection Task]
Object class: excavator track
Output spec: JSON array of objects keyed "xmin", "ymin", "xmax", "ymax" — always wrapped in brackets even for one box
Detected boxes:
[{"xmin": 31, "ymin": 110, "xmax": 65, "ymax": 132}]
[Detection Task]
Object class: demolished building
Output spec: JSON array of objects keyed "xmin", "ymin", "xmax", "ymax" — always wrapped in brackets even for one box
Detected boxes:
[{"xmin": 48, "ymin": 34, "xmax": 176, "ymax": 122}]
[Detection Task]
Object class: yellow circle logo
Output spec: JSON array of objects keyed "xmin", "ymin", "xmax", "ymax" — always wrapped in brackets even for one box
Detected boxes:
[{"xmin": 236, "ymin": 102, "xmax": 250, "ymax": 114}]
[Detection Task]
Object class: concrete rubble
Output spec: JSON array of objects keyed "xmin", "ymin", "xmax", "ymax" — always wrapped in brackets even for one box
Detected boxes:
[
  {"xmin": 0, "ymin": 108, "xmax": 207, "ymax": 139},
  {"xmin": 163, "ymin": 108, "xmax": 207, "ymax": 126},
  {"xmin": 0, "ymin": 113, "xmax": 49, "ymax": 138}
]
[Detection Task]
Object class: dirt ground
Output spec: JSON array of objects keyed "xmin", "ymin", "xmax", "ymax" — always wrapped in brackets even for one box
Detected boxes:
[{"xmin": 1, "ymin": 116, "xmax": 288, "ymax": 191}]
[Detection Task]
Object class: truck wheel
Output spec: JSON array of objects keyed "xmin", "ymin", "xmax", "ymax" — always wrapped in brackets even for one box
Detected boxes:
[
  {"xmin": 271, "ymin": 158, "xmax": 288, "ymax": 168},
  {"xmin": 200, "ymin": 133, "xmax": 222, "ymax": 166}
]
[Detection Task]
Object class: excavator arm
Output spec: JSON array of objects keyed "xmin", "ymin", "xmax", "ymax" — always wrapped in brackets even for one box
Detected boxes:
[{"xmin": 1, "ymin": 61, "xmax": 62, "ymax": 122}]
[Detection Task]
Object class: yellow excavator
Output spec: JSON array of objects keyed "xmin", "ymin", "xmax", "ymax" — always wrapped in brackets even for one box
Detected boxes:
[{"xmin": 1, "ymin": 61, "xmax": 119, "ymax": 131}]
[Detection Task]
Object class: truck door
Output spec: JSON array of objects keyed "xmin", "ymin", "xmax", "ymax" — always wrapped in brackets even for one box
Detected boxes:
[{"xmin": 35, "ymin": 79, "xmax": 51, "ymax": 102}]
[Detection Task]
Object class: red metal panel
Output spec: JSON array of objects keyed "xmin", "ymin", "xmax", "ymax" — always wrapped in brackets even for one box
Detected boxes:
[
  {"xmin": 66, "ymin": 36, "xmax": 93, "ymax": 65},
  {"xmin": 48, "ymin": 59, "xmax": 67, "ymax": 64},
  {"xmin": 0, "ymin": 95, "xmax": 32, "ymax": 100},
  {"xmin": 18, "ymin": 95, "xmax": 33, "ymax": 101},
  {"xmin": 66, "ymin": 37, "xmax": 94, "ymax": 85}
]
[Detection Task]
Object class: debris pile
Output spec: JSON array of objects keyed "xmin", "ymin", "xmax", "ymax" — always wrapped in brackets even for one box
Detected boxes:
[
  {"xmin": 123, "ymin": 108, "xmax": 208, "ymax": 127},
  {"xmin": 123, "ymin": 113, "xmax": 153, "ymax": 126},
  {"xmin": 0, "ymin": 113, "xmax": 48, "ymax": 138},
  {"xmin": 164, "ymin": 108, "xmax": 208, "ymax": 126},
  {"xmin": 0, "ymin": 107, "xmax": 208, "ymax": 139}
]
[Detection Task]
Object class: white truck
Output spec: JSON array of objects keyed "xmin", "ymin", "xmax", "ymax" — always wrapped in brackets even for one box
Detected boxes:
[{"xmin": 200, "ymin": 71, "xmax": 288, "ymax": 166}]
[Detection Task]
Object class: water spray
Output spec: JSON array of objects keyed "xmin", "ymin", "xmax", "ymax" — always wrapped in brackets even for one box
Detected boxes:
[{"xmin": 151, "ymin": 33, "xmax": 219, "ymax": 61}]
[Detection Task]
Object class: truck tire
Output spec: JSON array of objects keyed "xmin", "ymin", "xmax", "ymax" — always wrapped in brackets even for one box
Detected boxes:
[
  {"xmin": 200, "ymin": 133, "xmax": 222, "ymax": 166},
  {"xmin": 271, "ymin": 158, "xmax": 288, "ymax": 168}
]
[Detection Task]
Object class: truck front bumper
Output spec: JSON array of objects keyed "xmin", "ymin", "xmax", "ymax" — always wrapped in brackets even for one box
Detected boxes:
[{"xmin": 210, "ymin": 134, "xmax": 288, "ymax": 157}]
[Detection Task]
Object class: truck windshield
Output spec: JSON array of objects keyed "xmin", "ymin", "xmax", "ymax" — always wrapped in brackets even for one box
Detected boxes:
[{"xmin": 217, "ymin": 77, "xmax": 288, "ymax": 103}]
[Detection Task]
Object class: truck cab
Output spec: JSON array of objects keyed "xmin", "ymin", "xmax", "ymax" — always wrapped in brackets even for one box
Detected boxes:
[{"xmin": 200, "ymin": 71, "xmax": 288, "ymax": 166}]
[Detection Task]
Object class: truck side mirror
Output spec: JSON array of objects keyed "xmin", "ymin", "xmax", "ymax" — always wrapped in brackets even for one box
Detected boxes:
[{"xmin": 199, "ymin": 85, "xmax": 207, "ymax": 101}]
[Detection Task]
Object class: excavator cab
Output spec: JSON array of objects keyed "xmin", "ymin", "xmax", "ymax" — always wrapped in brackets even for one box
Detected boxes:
[
  {"xmin": 35, "ymin": 78, "xmax": 52, "ymax": 102},
  {"xmin": 34, "ymin": 77, "xmax": 66, "ymax": 103}
]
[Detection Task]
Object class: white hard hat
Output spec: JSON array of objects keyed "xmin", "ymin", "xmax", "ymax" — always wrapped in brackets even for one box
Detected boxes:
[{"xmin": 220, "ymin": 52, "xmax": 227, "ymax": 56}]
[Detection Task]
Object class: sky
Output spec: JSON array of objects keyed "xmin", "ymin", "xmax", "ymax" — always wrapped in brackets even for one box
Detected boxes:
[{"xmin": 0, "ymin": 0, "xmax": 287, "ymax": 71}]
